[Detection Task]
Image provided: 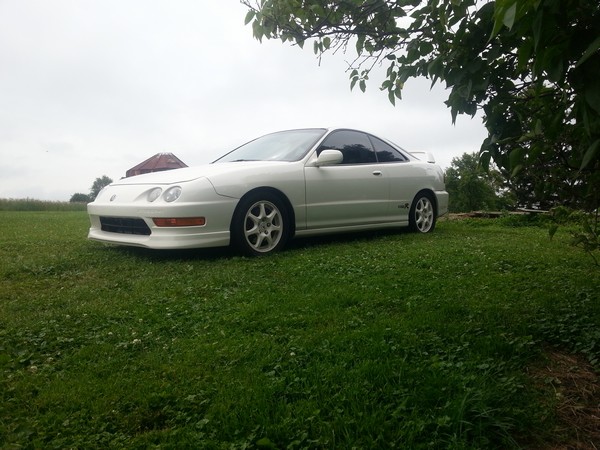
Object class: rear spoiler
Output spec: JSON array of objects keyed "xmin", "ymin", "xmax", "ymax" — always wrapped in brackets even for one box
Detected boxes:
[{"xmin": 409, "ymin": 151, "xmax": 436, "ymax": 164}]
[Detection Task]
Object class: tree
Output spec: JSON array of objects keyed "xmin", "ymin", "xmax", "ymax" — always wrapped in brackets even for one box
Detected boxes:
[
  {"xmin": 243, "ymin": 0, "xmax": 600, "ymax": 209},
  {"xmin": 490, "ymin": 86, "xmax": 600, "ymax": 210},
  {"xmin": 445, "ymin": 153, "xmax": 514, "ymax": 213},
  {"xmin": 69, "ymin": 193, "xmax": 91, "ymax": 203},
  {"xmin": 499, "ymin": 140, "xmax": 599, "ymax": 211},
  {"xmin": 89, "ymin": 175, "xmax": 113, "ymax": 201}
]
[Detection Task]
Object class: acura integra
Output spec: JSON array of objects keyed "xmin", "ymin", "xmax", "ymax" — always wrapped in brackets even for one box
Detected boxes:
[{"xmin": 87, "ymin": 128, "xmax": 449, "ymax": 255}]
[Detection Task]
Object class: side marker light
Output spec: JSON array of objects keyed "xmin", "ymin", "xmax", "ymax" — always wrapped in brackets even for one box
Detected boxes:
[{"xmin": 153, "ymin": 217, "xmax": 206, "ymax": 227}]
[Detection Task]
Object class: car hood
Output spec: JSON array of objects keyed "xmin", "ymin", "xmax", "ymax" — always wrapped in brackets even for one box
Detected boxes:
[{"xmin": 112, "ymin": 161, "xmax": 292, "ymax": 185}]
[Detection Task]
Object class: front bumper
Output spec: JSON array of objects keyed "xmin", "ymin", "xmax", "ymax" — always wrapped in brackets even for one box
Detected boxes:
[{"xmin": 87, "ymin": 178, "xmax": 238, "ymax": 250}]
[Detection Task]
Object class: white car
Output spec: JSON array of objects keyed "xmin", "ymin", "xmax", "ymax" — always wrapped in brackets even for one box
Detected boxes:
[{"xmin": 88, "ymin": 128, "xmax": 449, "ymax": 255}]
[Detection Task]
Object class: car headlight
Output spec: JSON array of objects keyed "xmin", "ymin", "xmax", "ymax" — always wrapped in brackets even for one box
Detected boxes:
[
  {"xmin": 147, "ymin": 187, "xmax": 162, "ymax": 202},
  {"xmin": 163, "ymin": 186, "xmax": 182, "ymax": 203}
]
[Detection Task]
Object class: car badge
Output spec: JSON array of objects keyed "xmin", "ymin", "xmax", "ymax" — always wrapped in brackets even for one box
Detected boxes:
[{"xmin": 110, "ymin": 195, "xmax": 117, "ymax": 202}]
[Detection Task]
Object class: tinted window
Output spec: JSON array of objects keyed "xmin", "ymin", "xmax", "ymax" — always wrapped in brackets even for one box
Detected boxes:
[
  {"xmin": 369, "ymin": 136, "xmax": 408, "ymax": 162},
  {"xmin": 318, "ymin": 130, "xmax": 376, "ymax": 164}
]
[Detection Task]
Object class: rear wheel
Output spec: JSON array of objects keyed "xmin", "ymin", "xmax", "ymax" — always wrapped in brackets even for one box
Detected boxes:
[
  {"xmin": 409, "ymin": 192, "xmax": 436, "ymax": 233},
  {"xmin": 231, "ymin": 192, "xmax": 289, "ymax": 256}
]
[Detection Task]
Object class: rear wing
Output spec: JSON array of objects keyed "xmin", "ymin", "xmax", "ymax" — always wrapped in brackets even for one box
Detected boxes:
[{"xmin": 408, "ymin": 151, "xmax": 436, "ymax": 164}]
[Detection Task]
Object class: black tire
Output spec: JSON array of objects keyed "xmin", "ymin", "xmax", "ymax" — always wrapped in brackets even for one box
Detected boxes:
[
  {"xmin": 409, "ymin": 192, "xmax": 436, "ymax": 233},
  {"xmin": 231, "ymin": 191, "xmax": 290, "ymax": 256}
]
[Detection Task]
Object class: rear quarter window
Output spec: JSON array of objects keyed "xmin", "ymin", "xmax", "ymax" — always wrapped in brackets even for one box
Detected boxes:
[{"xmin": 368, "ymin": 136, "xmax": 408, "ymax": 162}]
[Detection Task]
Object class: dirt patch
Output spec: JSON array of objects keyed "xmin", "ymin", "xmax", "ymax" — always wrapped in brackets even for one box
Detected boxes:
[{"xmin": 526, "ymin": 348, "xmax": 600, "ymax": 449}]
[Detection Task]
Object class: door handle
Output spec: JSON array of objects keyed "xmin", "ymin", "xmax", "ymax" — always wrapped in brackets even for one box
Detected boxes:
[{"xmin": 372, "ymin": 171, "xmax": 383, "ymax": 176}]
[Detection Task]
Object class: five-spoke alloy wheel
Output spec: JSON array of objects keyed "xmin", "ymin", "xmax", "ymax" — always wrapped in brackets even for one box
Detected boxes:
[
  {"xmin": 409, "ymin": 192, "xmax": 436, "ymax": 233},
  {"xmin": 232, "ymin": 192, "xmax": 289, "ymax": 256}
]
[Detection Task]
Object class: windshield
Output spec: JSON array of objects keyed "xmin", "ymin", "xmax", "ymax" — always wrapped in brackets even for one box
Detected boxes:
[{"xmin": 214, "ymin": 129, "xmax": 327, "ymax": 163}]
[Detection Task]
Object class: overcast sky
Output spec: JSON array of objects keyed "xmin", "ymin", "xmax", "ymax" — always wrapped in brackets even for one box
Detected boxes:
[{"xmin": 0, "ymin": 0, "xmax": 487, "ymax": 201}]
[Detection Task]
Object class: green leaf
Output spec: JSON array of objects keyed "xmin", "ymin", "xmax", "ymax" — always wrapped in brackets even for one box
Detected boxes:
[
  {"xmin": 582, "ymin": 218, "xmax": 593, "ymax": 234},
  {"xmin": 532, "ymin": 11, "xmax": 543, "ymax": 51},
  {"xmin": 548, "ymin": 224, "xmax": 558, "ymax": 240},
  {"xmin": 511, "ymin": 164, "xmax": 523, "ymax": 177},
  {"xmin": 394, "ymin": 82, "xmax": 403, "ymax": 99},
  {"xmin": 479, "ymin": 151, "xmax": 491, "ymax": 172},
  {"xmin": 420, "ymin": 41, "xmax": 434, "ymax": 55},
  {"xmin": 571, "ymin": 233, "xmax": 587, "ymax": 246},
  {"xmin": 252, "ymin": 20, "xmax": 264, "ymax": 42},
  {"xmin": 256, "ymin": 437, "xmax": 277, "ymax": 449},
  {"xmin": 356, "ymin": 36, "xmax": 365, "ymax": 54},
  {"xmin": 580, "ymin": 139, "xmax": 600, "ymax": 170},
  {"xmin": 323, "ymin": 36, "xmax": 331, "ymax": 49},
  {"xmin": 427, "ymin": 57, "xmax": 443, "ymax": 79},
  {"xmin": 575, "ymin": 35, "xmax": 600, "ymax": 68},
  {"xmin": 388, "ymin": 90, "xmax": 396, "ymax": 106},
  {"xmin": 244, "ymin": 10, "xmax": 255, "ymax": 26},
  {"xmin": 509, "ymin": 147, "xmax": 526, "ymax": 174},
  {"xmin": 502, "ymin": 3, "xmax": 517, "ymax": 29},
  {"xmin": 517, "ymin": 39, "xmax": 533, "ymax": 72},
  {"xmin": 544, "ymin": 49, "xmax": 564, "ymax": 83},
  {"xmin": 490, "ymin": 16, "xmax": 503, "ymax": 39},
  {"xmin": 490, "ymin": 1, "xmax": 514, "ymax": 39},
  {"xmin": 584, "ymin": 82, "xmax": 600, "ymax": 114},
  {"xmin": 450, "ymin": 106, "xmax": 459, "ymax": 125}
]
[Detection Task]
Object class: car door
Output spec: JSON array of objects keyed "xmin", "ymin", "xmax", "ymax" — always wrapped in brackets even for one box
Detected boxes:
[
  {"xmin": 368, "ymin": 134, "xmax": 414, "ymax": 223},
  {"xmin": 304, "ymin": 130, "xmax": 390, "ymax": 229}
]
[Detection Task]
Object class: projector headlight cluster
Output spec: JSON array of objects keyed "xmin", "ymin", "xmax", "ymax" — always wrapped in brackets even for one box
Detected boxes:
[
  {"xmin": 147, "ymin": 188, "xmax": 162, "ymax": 202},
  {"xmin": 164, "ymin": 186, "xmax": 182, "ymax": 203},
  {"xmin": 146, "ymin": 186, "xmax": 182, "ymax": 203}
]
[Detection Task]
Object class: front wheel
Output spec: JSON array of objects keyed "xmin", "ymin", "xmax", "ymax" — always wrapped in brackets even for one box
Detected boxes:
[
  {"xmin": 231, "ymin": 192, "xmax": 290, "ymax": 256},
  {"xmin": 409, "ymin": 192, "xmax": 436, "ymax": 233}
]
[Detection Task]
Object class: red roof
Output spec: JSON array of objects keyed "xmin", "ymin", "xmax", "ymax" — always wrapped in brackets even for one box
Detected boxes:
[{"xmin": 126, "ymin": 152, "xmax": 188, "ymax": 177}]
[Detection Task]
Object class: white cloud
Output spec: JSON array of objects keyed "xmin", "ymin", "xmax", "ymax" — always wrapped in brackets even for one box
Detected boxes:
[{"xmin": 0, "ymin": 0, "xmax": 486, "ymax": 201}]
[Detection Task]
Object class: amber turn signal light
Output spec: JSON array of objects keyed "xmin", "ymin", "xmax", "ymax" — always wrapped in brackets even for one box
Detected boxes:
[{"xmin": 153, "ymin": 217, "xmax": 206, "ymax": 227}]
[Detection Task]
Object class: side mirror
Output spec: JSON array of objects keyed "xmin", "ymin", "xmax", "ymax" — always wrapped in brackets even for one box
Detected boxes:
[{"xmin": 315, "ymin": 149, "xmax": 343, "ymax": 167}]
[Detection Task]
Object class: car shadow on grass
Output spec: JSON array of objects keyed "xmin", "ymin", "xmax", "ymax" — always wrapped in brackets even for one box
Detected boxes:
[
  {"xmin": 286, "ymin": 227, "xmax": 411, "ymax": 252},
  {"xmin": 93, "ymin": 243, "xmax": 237, "ymax": 262},
  {"xmin": 90, "ymin": 228, "xmax": 413, "ymax": 261}
]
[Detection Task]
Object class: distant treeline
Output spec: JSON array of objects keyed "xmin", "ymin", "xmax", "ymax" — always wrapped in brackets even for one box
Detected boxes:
[{"xmin": 0, "ymin": 198, "xmax": 87, "ymax": 212}]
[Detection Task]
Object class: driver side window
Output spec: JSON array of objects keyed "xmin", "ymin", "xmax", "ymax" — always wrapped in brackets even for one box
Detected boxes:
[{"xmin": 318, "ymin": 130, "xmax": 376, "ymax": 164}]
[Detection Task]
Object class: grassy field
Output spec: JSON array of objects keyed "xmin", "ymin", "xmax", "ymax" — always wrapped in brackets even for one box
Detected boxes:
[
  {"xmin": 1, "ymin": 210, "xmax": 598, "ymax": 449},
  {"xmin": 0, "ymin": 198, "xmax": 87, "ymax": 212}
]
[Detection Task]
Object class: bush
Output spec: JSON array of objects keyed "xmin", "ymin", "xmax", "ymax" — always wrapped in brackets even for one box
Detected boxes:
[
  {"xmin": 70, "ymin": 193, "xmax": 91, "ymax": 203},
  {"xmin": 549, "ymin": 207, "xmax": 600, "ymax": 265}
]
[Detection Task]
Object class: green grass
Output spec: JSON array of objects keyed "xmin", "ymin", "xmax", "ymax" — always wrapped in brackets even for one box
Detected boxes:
[
  {"xmin": 0, "ymin": 198, "xmax": 87, "ymax": 211},
  {"xmin": 1, "ymin": 212, "xmax": 598, "ymax": 449}
]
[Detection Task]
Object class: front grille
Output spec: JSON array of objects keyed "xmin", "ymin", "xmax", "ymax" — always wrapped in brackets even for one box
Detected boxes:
[{"xmin": 100, "ymin": 217, "xmax": 151, "ymax": 236}]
